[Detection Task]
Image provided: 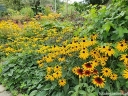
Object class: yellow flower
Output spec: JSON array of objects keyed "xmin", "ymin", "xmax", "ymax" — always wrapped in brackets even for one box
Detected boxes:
[
  {"xmin": 52, "ymin": 71, "xmax": 62, "ymax": 79},
  {"xmin": 53, "ymin": 65, "xmax": 62, "ymax": 72},
  {"xmin": 46, "ymin": 67, "xmax": 53, "ymax": 74},
  {"xmin": 92, "ymin": 75, "xmax": 105, "ymax": 88},
  {"xmin": 105, "ymin": 48, "xmax": 115, "ymax": 56},
  {"xmin": 116, "ymin": 40, "xmax": 127, "ymax": 52},
  {"xmin": 79, "ymin": 50, "xmax": 89, "ymax": 60},
  {"xmin": 45, "ymin": 75, "xmax": 51, "ymax": 80},
  {"xmin": 122, "ymin": 69, "xmax": 128, "ymax": 79},
  {"xmin": 82, "ymin": 62, "xmax": 94, "ymax": 71},
  {"xmin": 120, "ymin": 54, "xmax": 128, "ymax": 65},
  {"xmin": 83, "ymin": 70, "xmax": 92, "ymax": 77},
  {"xmin": 110, "ymin": 73, "xmax": 118, "ymax": 80},
  {"xmin": 58, "ymin": 57, "xmax": 65, "ymax": 62},
  {"xmin": 101, "ymin": 67, "xmax": 112, "ymax": 77},
  {"xmin": 38, "ymin": 63, "xmax": 43, "ymax": 68},
  {"xmin": 58, "ymin": 79, "xmax": 66, "ymax": 86}
]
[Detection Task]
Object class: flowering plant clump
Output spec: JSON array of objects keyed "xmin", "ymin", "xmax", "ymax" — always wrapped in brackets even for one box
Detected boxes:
[{"xmin": 0, "ymin": 1, "xmax": 128, "ymax": 96}]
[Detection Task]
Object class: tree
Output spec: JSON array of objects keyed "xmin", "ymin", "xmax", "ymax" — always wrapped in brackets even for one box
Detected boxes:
[{"xmin": 85, "ymin": 0, "xmax": 110, "ymax": 5}]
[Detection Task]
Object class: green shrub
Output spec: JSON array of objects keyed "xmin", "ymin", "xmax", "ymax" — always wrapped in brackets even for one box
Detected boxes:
[
  {"xmin": 20, "ymin": 7, "xmax": 34, "ymax": 18},
  {"xmin": 0, "ymin": 4, "xmax": 7, "ymax": 17},
  {"xmin": 0, "ymin": 52, "xmax": 44, "ymax": 95}
]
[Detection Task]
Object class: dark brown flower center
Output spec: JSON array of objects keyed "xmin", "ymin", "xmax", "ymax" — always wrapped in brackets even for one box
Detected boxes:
[
  {"xmin": 120, "ymin": 44, "xmax": 124, "ymax": 46},
  {"xmin": 77, "ymin": 69, "xmax": 83, "ymax": 75},
  {"xmin": 108, "ymin": 49, "xmax": 111, "ymax": 51},
  {"xmin": 85, "ymin": 63, "xmax": 92, "ymax": 68},
  {"xmin": 85, "ymin": 70, "xmax": 91, "ymax": 75},
  {"xmin": 95, "ymin": 77, "xmax": 103, "ymax": 84},
  {"xmin": 126, "ymin": 56, "xmax": 128, "ymax": 58},
  {"xmin": 83, "ymin": 40, "xmax": 85, "ymax": 42}
]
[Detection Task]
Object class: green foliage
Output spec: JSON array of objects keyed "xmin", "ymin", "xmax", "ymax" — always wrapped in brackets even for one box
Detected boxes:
[
  {"xmin": 73, "ymin": 2, "xmax": 89, "ymax": 13},
  {"xmin": 69, "ymin": 82, "xmax": 98, "ymax": 96},
  {"xmin": 0, "ymin": 52, "xmax": 44, "ymax": 95},
  {"xmin": 20, "ymin": 7, "xmax": 34, "ymax": 18},
  {"xmin": 77, "ymin": 0, "xmax": 128, "ymax": 42},
  {"xmin": 0, "ymin": 4, "xmax": 7, "ymax": 17}
]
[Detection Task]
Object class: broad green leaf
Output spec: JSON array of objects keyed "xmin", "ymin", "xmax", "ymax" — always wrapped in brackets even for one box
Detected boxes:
[
  {"xmin": 64, "ymin": 83, "xmax": 69, "ymax": 94},
  {"xmin": 37, "ymin": 84, "xmax": 42, "ymax": 89},
  {"xmin": 74, "ymin": 85, "xmax": 80, "ymax": 92},
  {"xmin": 102, "ymin": 21, "xmax": 112, "ymax": 32},
  {"xmin": 36, "ymin": 91, "xmax": 47, "ymax": 96},
  {"xmin": 79, "ymin": 90, "xmax": 86, "ymax": 95},
  {"xmin": 8, "ymin": 69, "xmax": 13, "ymax": 76},
  {"xmin": 126, "ymin": 81, "xmax": 128, "ymax": 88},
  {"xmin": 43, "ymin": 84, "xmax": 51, "ymax": 90},
  {"xmin": 71, "ymin": 92, "xmax": 78, "ymax": 96},
  {"xmin": 29, "ymin": 90, "xmax": 37, "ymax": 96},
  {"xmin": 88, "ymin": 93, "xmax": 96, "ymax": 96}
]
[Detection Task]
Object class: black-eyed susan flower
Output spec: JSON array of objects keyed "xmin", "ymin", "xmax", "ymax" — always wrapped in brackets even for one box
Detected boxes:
[
  {"xmin": 99, "ymin": 46, "xmax": 109, "ymax": 53},
  {"xmin": 91, "ymin": 60, "xmax": 99, "ymax": 67},
  {"xmin": 90, "ymin": 34, "xmax": 98, "ymax": 40},
  {"xmin": 120, "ymin": 54, "xmax": 128, "ymax": 64},
  {"xmin": 110, "ymin": 73, "xmax": 118, "ymax": 80},
  {"xmin": 100, "ymin": 61, "xmax": 106, "ymax": 67},
  {"xmin": 105, "ymin": 48, "xmax": 115, "ymax": 56},
  {"xmin": 49, "ymin": 75, "xmax": 55, "ymax": 81},
  {"xmin": 46, "ymin": 67, "xmax": 53, "ymax": 74},
  {"xmin": 83, "ymin": 70, "xmax": 92, "ymax": 77},
  {"xmin": 101, "ymin": 67, "xmax": 112, "ymax": 77},
  {"xmin": 58, "ymin": 57, "xmax": 65, "ymax": 62},
  {"xmin": 38, "ymin": 63, "xmax": 43, "ymax": 68},
  {"xmin": 79, "ymin": 50, "xmax": 89, "ymax": 60},
  {"xmin": 75, "ymin": 67, "xmax": 85, "ymax": 78},
  {"xmin": 53, "ymin": 65, "xmax": 62, "ymax": 72},
  {"xmin": 92, "ymin": 75, "xmax": 105, "ymax": 88},
  {"xmin": 45, "ymin": 56, "xmax": 53, "ymax": 63},
  {"xmin": 92, "ymin": 69, "xmax": 99, "ymax": 75},
  {"xmin": 53, "ymin": 71, "xmax": 62, "ymax": 79},
  {"xmin": 90, "ymin": 49, "xmax": 100, "ymax": 59},
  {"xmin": 122, "ymin": 69, "xmax": 128, "ymax": 79},
  {"xmin": 82, "ymin": 62, "xmax": 94, "ymax": 71},
  {"xmin": 45, "ymin": 75, "xmax": 51, "ymax": 80},
  {"xmin": 89, "ymin": 39, "xmax": 97, "ymax": 46},
  {"xmin": 116, "ymin": 40, "xmax": 127, "ymax": 52},
  {"xmin": 58, "ymin": 79, "xmax": 66, "ymax": 86}
]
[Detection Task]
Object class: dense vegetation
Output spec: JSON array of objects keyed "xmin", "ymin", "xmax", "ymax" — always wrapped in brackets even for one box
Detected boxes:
[{"xmin": 0, "ymin": 0, "xmax": 128, "ymax": 96}]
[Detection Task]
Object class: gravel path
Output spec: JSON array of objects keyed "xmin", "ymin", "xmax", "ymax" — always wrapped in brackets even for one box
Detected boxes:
[{"xmin": 0, "ymin": 85, "xmax": 12, "ymax": 96}]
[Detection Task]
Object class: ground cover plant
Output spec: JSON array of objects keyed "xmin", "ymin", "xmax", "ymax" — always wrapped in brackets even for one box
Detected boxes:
[{"xmin": 0, "ymin": 0, "xmax": 128, "ymax": 96}]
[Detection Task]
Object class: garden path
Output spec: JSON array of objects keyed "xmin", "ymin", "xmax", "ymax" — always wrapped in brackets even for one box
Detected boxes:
[{"xmin": 0, "ymin": 85, "xmax": 12, "ymax": 96}]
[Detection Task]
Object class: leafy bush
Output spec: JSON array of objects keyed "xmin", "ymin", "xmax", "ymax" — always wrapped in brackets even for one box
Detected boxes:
[
  {"xmin": 76, "ymin": 0, "xmax": 128, "ymax": 42},
  {"xmin": 0, "ymin": 4, "xmax": 7, "ymax": 17},
  {"xmin": 20, "ymin": 7, "xmax": 34, "ymax": 18},
  {"xmin": 1, "ymin": 52, "xmax": 43, "ymax": 95}
]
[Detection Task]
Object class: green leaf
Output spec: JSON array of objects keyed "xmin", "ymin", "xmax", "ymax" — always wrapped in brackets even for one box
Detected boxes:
[
  {"xmin": 88, "ymin": 93, "xmax": 96, "ymax": 96},
  {"xmin": 71, "ymin": 92, "xmax": 78, "ymax": 96},
  {"xmin": 8, "ymin": 69, "xmax": 13, "ymax": 76},
  {"xmin": 37, "ymin": 84, "xmax": 42, "ymax": 89},
  {"xmin": 43, "ymin": 84, "xmax": 51, "ymax": 90},
  {"xmin": 74, "ymin": 85, "xmax": 80, "ymax": 92},
  {"xmin": 126, "ymin": 81, "xmax": 128, "ymax": 88},
  {"xmin": 29, "ymin": 90, "xmax": 37, "ymax": 96},
  {"xmin": 102, "ymin": 21, "xmax": 112, "ymax": 32},
  {"xmin": 64, "ymin": 83, "xmax": 69, "ymax": 94},
  {"xmin": 79, "ymin": 90, "xmax": 86, "ymax": 95},
  {"xmin": 116, "ymin": 81, "xmax": 120, "ymax": 90},
  {"xmin": 125, "ymin": 16, "xmax": 128, "ymax": 19},
  {"xmin": 36, "ymin": 91, "xmax": 47, "ymax": 96}
]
